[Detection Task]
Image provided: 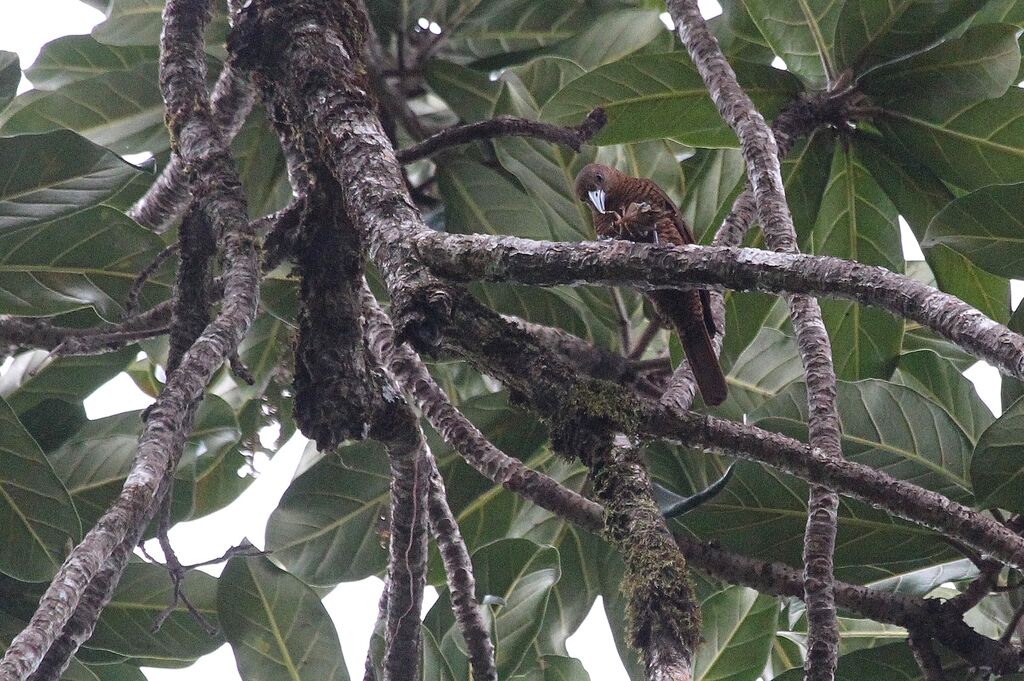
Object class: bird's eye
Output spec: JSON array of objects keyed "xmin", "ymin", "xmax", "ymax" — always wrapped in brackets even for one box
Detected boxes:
[{"xmin": 595, "ymin": 173, "xmax": 603, "ymax": 183}]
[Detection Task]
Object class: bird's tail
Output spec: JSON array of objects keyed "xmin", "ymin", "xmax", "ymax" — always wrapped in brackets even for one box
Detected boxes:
[{"xmin": 650, "ymin": 290, "xmax": 728, "ymax": 406}]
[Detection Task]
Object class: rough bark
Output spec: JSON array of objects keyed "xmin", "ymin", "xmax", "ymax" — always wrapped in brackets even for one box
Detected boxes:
[
  {"xmin": 0, "ymin": 0, "xmax": 259, "ymax": 677},
  {"xmin": 412, "ymin": 233, "xmax": 1024, "ymax": 381}
]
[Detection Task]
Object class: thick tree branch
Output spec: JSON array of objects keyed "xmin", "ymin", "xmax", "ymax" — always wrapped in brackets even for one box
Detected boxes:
[
  {"xmin": 395, "ymin": 109, "xmax": 606, "ymax": 164},
  {"xmin": 0, "ymin": 0, "xmax": 259, "ymax": 678},
  {"xmin": 666, "ymin": 2, "xmax": 843, "ymax": 676},
  {"xmin": 425, "ymin": 453, "xmax": 497, "ymax": 681},
  {"xmin": 128, "ymin": 59, "xmax": 255, "ymax": 231},
  {"xmin": 362, "ymin": 289, "xmax": 1022, "ymax": 674},
  {"xmin": 412, "ymin": 233, "xmax": 1024, "ymax": 381},
  {"xmin": 594, "ymin": 437, "xmax": 699, "ymax": 681}
]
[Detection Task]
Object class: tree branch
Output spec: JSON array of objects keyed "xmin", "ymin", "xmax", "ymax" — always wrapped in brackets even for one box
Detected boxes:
[
  {"xmin": 666, "ymin": 2, "xmax": 843, "ymax": 676},
  {"xmin": 412, "ymin": 233, "xmax": 1024, "ymax": 381},
  {"xmin": 0, "ymin": 0, "xmax": 260, "ymax": 677},
  {"xmin": 424, "ymin": 452, "xmax": 497, "ymax": 681},
  {"xmin": 394, "ymin": 109, "xmax": 607, "ymax": 164},
  {"xmin": 594, "ymin": 437, "xmax": 699, "ymax": 681}
]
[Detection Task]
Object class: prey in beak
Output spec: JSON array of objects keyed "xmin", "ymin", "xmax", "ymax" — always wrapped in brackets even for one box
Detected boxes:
[{"xmin": 587, "ymin": 189, "xmax": 607, "ymax": 214}]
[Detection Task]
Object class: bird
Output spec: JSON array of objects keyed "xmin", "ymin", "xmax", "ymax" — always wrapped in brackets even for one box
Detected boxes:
[{"xmin": 574, "ymin": 163, "xmax": 727, "ymax": 406}]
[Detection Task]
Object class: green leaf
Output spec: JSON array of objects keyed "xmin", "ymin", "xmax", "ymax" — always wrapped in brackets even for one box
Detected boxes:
[
  {"xmin": 971, "ymin": 394, "xmax": 1024, "ymax": 513},
  {"xmin": 438, "ymin": 158, "xmax": 549, "ymax": 239},
  {"xmin": 511, "ymin": 57, "xmax": 584, "ymax": 110},
  {"xmin": 925, "ymin": 244, "xmax": 1010, "ymax": 324},
  {"xmin": 864, "ymin": 557, "xmax": 977, "ymax": 596},
  {"xmin": 0, "ymin": 129, "xmax": 143, "ymax": 229},
  {"xmin": 692, "ymin": 586, "xmax": 778, "ymax": 681},
  {"xmin": 784, "ymin": 128, "xmax": 837, "ymax": 247},
  {"xmin": 712, "ymin": 0, "xmax": 778, "ymax": 65},
  {"xmin": 92, "ymin": 0, "xmax": 230, "ymax": 58},
  {"xmin": 550, "ymin": 9, "xmax": 667, "ymax": 69},
  {"xmin": 596, "ymin": 140, "xmax": 687, "ymax": 207},
  {"xmin": 510, "ymin": 655, "xmax": 591, "ymax": 681},
  {"xmin": 0, "ymin": 52, "xmax": 19, "ymax": 112},
  {"xmin": 264, "ymin": 439, "xmax": 389, "ymax": 586},
  {"xmin": 425, "ymin": 538, "xmax": 560, "ymax": 680},
  {"xmin": 755, "ymin": 380, "xmax": 974, "ymax": 503},
  {"xmin": 861, "ymin": 24, "xmax": 1021, "ymax": 109},
  {"xmin": 893, "ymin": 350, "xmax": 995, "ymax": 442},
  {"xmin": 541, "ymin": 53, "xmax": 802, "ymax": 147},
  {"xmin": 973, "ymin": 0, "xmax": 1024, "ymax": 26},
  {"xmin": 774, "ymin": 641, "xmax": 966, "ymax": 680},
  {"xmin": 82, "ymin": 562, "xmax": 222, "ymax": 661},
  {"xmin": 660, "ymin": 457, "xmax": 955, "ymax": 584},
  {"xmin": 443, "ymin": 0, "xmax": 585, "ymax": 62},
  {"xmin": 424, "ymin": 60, "xmax": 504, "ymax": 122},
  {"xmin": 739, "ymin": 0, "xmax": 841, "ymax": 87},
  {"xmin": 25, "ymin": 35, "xmax": 157, "ymax": 90},
  {"xmin": 0, "ymin": 396, "xmax": 80, "ymax": 582},
  {"xmin": 719, "ymin": 328, "xmax": 804, "ymax": 419},
  {"xmin": 48, "ymin": 395, "xmax": 244, "ymax": 531},
  {"xmin": 923, "ymin": 182, "xmax": 1024, "ymax": 278},
  {"xmin": 811, "ymin": 141, "xmax": 903, "ymax": 379},
  {"xmin": 877, "ymin": 88, "xmax": 1024, "ymax": 190},
  {"xmin": 231, "ymin": 107, "xmax": 292, "ymax": 219},
  {"xmin": 218, "ymin": 554, "xmax": 349, "ymax": 681},
  {"xmin": 834, "ymin": 0, "xmax": 985, "ymax": 73},
  {"xmin": 680, "ymin": 147, "xmax": 746, "ymax": 241},
  {"xmin": 852, "ymin": 132, "xmax": 953, "ymax": 239}
]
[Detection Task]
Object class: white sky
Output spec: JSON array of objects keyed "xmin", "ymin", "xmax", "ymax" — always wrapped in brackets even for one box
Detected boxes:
[{"xmin": 0, "ymin": 1, "xmax": 1015, "ymax": 680}]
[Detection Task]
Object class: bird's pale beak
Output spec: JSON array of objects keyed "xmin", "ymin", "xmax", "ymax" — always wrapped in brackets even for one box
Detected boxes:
[{"xmin": 587, "ymin": 189, "xmax": 607, "ymax": 214}]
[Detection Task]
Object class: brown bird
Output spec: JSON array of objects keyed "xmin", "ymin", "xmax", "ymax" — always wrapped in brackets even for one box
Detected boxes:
[{"xmin": 574, "ymin": 163, "xmax": 727, "ymax": 406}]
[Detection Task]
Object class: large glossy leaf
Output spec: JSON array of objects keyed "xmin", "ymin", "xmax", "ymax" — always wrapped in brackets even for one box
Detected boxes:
[
  {"xmin": 541, "ymin": 53, "xmax": 802, "ymax": 147},
  {"xmin": 595, "ymin": 140, "xmax": 687, "ymax": 207},
  {"xmin": 893, "ymin": 350, "xmax": 994, "ymax": 442},
  {"xmin": 774, "ymin": 641, "xmax": 967, "ymax": 680},
  {"xmin": 0, "ymin": 61, "xmax": 168, "ymax": 155},
  {"xmin": 784, "ymin": 128, "xmax": 836, "ymax": 247},
  {"xmin": 48, "ymin": 395, "xmax": 243, "ymax": 531},
  {"xmin": 811, "ymin": 141, "xmax": 903, "ymax": 380},
  {"xmin": 437, "ymin": 157, "xmax": 548, "ymax": 238},
  {"xmin": 755, "ymin": 380, "xmax": 974, "ymax": 503},
  {"xmin": 218, "ymin": 554, "xmax": 349, "ymax": 681},
  {"xmin": 658, "ymin": 457, "xmax": 955, "ymax": 585},
  {"xmin": 680, "ymin": 147, "xmax": 746, "ymax": 242},
  {"xmin": 927, "ymin": 244, "xmax": 1010, "ymax": 325},
  {"xmin": 923, "ymin": 182, "xmax": 1024, "ymax": 278},
  {"xmin": 739, "ymin": 0, "xmax": 842, "ymax": 87},
  {"xmin": 691, "ymin": 586, "xmax": 778, "ymax": 681},
  {"xmin": 263, "ymin": 439, "xmax": 389, "ymax": 586},
  {"xmin": 718, "ymin": 328, "xmax": 804, "ymax": 419},
  {"xmin": 443, "ymin": 0, "xmax": 585, "ymax": 62},
  {"xmin": 877, "ymin": 88, "xmax": 1024, "ymax": 190},
  {"xmin": 864, "ymin": 557, "xmax": 977, "ymax": 596},
  {"xmin": 713, "ymin": 0, "xmax": 778, "ymax": 65},
  {"xmin": 550, "ymin": 9, "xmax": 667, "ymax": 69},
  {"xmin": 0, "ymin": 52, "xmax": 19, "ymax": 112},
  {"xmin": 972, "ymin": 395, "xmax": 1024, "ymax": 513},
  {"xmin": 81, "ymin": 562, "xmax": 222, "ymax": 661},
  {"xmin": 231, "ymin": 107, "xmax": 291, "ymax": 219},
  {"xmin": 861, "ymin": 23, "xmax": 1021, "ymax": 109},
  {"xmin": 510, "ymin": 655, "xmax": 591, "ymax": 681},
  {"xmin": 92, "ymin": 0, "xmax": 230, "ymax": 57},
  {"xmin": 425, "ymin": 538, "xmax": 560, "ymax": 680},
  {"xmin": 834, "ymin": 0, "xmax": 984, "ymax": 72},
  {"xmin": 0, "ymin": 396, "xmax": 80, "ymax": 582},
  {"xmin": 25, "ymin": 34, "xmax": 157, "ymax": 90},
  {"xmin": 424, "ymin": 60, "xmax": 504, "ymax": 122}
]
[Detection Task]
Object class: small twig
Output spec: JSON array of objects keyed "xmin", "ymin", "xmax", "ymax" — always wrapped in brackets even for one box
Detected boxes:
[
  {"xmin": 946, "ymin": 559, "xmax": 1000, "ymax": 614},
  {"xmin": 228, "ymin": 352, "xmax": 255, "ymax": 385},
  {"xmin": 627, "ymin": 356, "xmax": 673, "ymax": 374},
  {"xmin": 1000, "ymin": 599, "xmax": 1024, "ymax": 644},
  {"xmin": 627, "ymin": 319, "xmax": 663, "ymax": 360},
  {"xmin": 395, "ymin": 108, "xmax": 607, "ymax": 164},
  {"xmin": 908, "ymin": 634, "xmax": 947, "ymax": 681},
  {"xmin": 124, "ymin": 244, "xmax": 179, "ymax": 318}
]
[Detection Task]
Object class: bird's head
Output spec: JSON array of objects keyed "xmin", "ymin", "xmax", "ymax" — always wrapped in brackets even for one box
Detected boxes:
[{"xmin": 574, "ymin": 163, "xmax": 620, "ymax": 214}]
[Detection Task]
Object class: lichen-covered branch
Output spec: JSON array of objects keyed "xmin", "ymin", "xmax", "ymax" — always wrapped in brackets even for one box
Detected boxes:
[
  {"xmin": 424, "ymin": 453, "xmax": 497, "ymax": 681},
  {"xmin": 594, "ymin": 437, "xmax": 699, "ymax": 681},
  {"xmin": 0, "ymin": 0, "xmax": 259, "ymax": 678},
  {"xmin": 666, "ymin": 2, "xmax": 842, "ymax": 675},
  {"xmin": 648, "ymin": 409, "xmax": 1024, "ymax": 569},
  {"xmin": 128, "ymin": 59, "xmax": 255, "ymax": 231},
  {"xmin": 395, "ymin": 109, "xmax": 606, "ymax": 164},
  {"xmin": 0, "ymin": 304, "xmax": 172, "ymax": 354},
  {"xmin": 412, "ymin": 232, "xmax": 1024, "ymax": 382},
  {"xmin": 363, "ymin": 289, "xmax": 1021, "ymax": 674}
]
